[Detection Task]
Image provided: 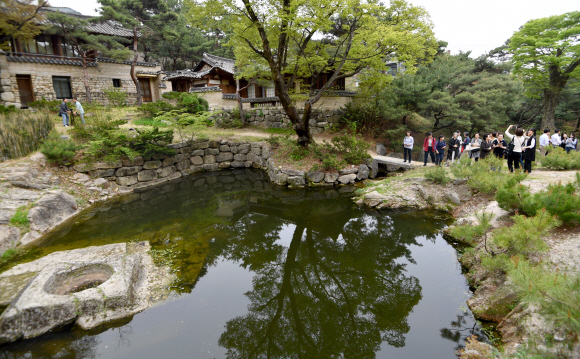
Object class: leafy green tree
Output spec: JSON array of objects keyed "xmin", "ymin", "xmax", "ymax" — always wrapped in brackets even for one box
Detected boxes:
[
  {"xmin": 190, "ymin": 0, "xmax": 437, "ymax": 146},
  {"xmin": 509, "ymin": 11, "xmax": 580, "ymax": 131},
  {"xmin": 0, "ymin": 0, "xmax": 49, "ymax": 47},
  {"xmin": 46, "ymin": 12, "xmax": 132, "ymax": 103},
  {"xmin": 97, "ymin": 0, "xmax": 174, "ymax": 105}
]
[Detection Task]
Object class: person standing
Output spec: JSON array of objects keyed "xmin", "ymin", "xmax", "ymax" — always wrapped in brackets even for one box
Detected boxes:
[
  {"xmin": 435, "ymin": 135, "xmax": 447, "ymax": 165},
  {"xmin": 505, "ymin": 125, "xmax": 528, "ymax": 172},
  {"xmin": 448, "ymin": 132, "xmax": 461, "ymax": 163},
  {"xmin": 522, "ymin": 129, "xmax": 536, "ymax": 173},
  {"xmin": 403, "ymin": 131, "xmax": 414, "ymax": 163},
  {"xmin": 461, "ymin": 132, "xmax": 471, "ymax": 156},
  {"xmin": 470, "ymin": 133, "xmax": 482, "ymax": 162},
  {"xmin": 560, "ymin": 133, "xmax": 568, "ymax": 150},
  {"xmin": 566, "ymin": 133, "xmax": 577, "ymax": 153},
  {"xmin": 423, "ymin": 132, "xmax": 436, "ymax": 166},
  {"xmin": 72, "ymin": 97, "xmax": 85, "ymax": 125},
  {"xmin": 480, "ymin": 134, "xmax": 493, "ymax": 159},
  {"xmin": 493, "ymin": 133, "xmax": 507, "ymax": 158},
  {"xmin": 551, "ymin": 129, "xmax": 562, "ymax": 149},
  {"xmin": 539, "ymin": 128, "xmax": 550, "ymax": 156},
  {"xmin": 58, "ymin": 98, "xmax": 70, "ymax": 127}
]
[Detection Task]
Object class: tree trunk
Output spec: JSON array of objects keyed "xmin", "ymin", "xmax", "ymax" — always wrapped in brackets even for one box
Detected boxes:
[
  {"xmin": 81, "ymin": 53, "xmax": 92, "ymax": 103},
  {"xmin": 131, "ymin": 28, "xmax": 143, "ymax": 106},
  {"xmin": 541, "ymin": 89, "xmax": 560, "ymax": 131},
  {"xmin": 236, "ymin": 79, "xmax": 245, "ymax": 126},
  {"xmin": 575, "ymin": 115, "xmax": 580, "ymax": 132}
]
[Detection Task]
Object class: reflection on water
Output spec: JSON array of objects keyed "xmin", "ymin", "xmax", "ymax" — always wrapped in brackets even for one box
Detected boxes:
[{"xmin": 0, "ymin": 169, "xmax": 483, "ymax": 359}]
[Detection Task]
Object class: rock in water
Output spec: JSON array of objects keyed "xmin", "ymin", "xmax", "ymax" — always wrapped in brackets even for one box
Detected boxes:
[{"xmin": 28, "ymin": 191, "xmax": 78, "ymax": 232}]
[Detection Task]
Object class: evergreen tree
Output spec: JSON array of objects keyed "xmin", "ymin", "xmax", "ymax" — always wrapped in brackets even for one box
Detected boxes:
[
  {"xmin": 0, "ymin": 0, "xmax": 49, "ymax": 47},
  {"xmin": 46, "ymin": 11, "xmax": 132, "ymax": 103},
  {"xmin": 509, "ymin": 11, "xmax": 580, "ymax": 131}
]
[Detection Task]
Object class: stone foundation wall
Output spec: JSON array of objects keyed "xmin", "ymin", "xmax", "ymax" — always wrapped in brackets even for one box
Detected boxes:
[
  {"xmin": 0, "ymin": 55, "xmax": 162, "ymax": 108},
  {"xmin": 211, "ymin": 107, "xmax": 344, "ymax": 134},
  {"xmin": 72, "ymin": 138, "xmax": 378, "ymax": 191}
]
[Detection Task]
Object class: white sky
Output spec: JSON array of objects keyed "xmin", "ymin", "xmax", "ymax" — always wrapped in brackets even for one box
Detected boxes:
[{"xmin": 49, "ymin": 0, "xmax": 580, "ymax": 57}]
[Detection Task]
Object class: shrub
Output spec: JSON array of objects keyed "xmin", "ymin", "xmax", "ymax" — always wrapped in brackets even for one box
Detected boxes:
[
  {"xmin": 137, "ymin": 100, "xmax": 174, "ymax": 118},
  {"xmin": 0, "ymin": 104, "xmax": 18, "ymax": 114},
  {"xmin": 496, "ymin": 172, "xmax": 530, "ymax": 212},
  {"xmin": 451, "ymin": 155, "xmax": 507, "ymax": 194},
  {"xmin": 265, "ymin": 135, "xmax": 281, "ymax": 148},
  {"xmin": 178, "ymin": 93, "xmax": 209, "ymax": 113},
  {"xmin": 27, "ymin": 97, "xmax": 60, "ymax": 111},
  {"xmin": 425, "ymin": 165, "xmax": 451, "ymax": 184},
  {"xmin": 540, "ymin": 145, "xmax": 580, "ymax": 170},
  {"xmin": 522, "ymin": 181, "xmax": 580, "ymax": 225},
  {"xmin": 131, "ymin": 127, "xmax": 175, "ymax": 158},
  {"xmin": 40, "ymin": 131, "xmax": 81, "ymax": 165},
  {"xmin": 103, "ymin": 87, "xmax": 128, "ymax": 107},
  {"xmin": 330, "ymin": 133, "xmax": 371, "ymax": 165},
  {"xmin": 161, "ymin": 91, "xmax": 182, "ymax": 101},
  {"xmin": 0, "ymin": 110, "xmax": 54, "ymax": 160},
  {"xmin": 449, "ymin": 212, "xmax": 493, "ymax": 246}
]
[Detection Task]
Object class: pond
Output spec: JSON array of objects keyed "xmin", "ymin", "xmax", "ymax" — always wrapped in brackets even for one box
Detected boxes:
[{"xmin": 0, "ymin": 169, "xmax": 485, "ymax": 358}]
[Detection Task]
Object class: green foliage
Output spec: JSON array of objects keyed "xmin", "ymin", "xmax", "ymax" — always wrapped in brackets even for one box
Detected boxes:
[
  {"xmin": 522, "ymin": 181, "xmax": 580, "ymax": 225},
  {"xmin": 0, "ymin": 104, "xmax": 17, "ymax": 114},
  {"xmin": 161, "ymin": 92, "xmax": 183, "ymax": 101},
  {"xmin": 131, "ymin": 127, "xmax": 175, "ymax": 158},
  {"xmin": 265, "ymin": 135, "xmax": 281, "ymax": 148},
  {"xmin": 27, "ymin": 97, "xmax": 60, "ymax": 111},
  {"xmin": 540, "ymin": 146, "xmax": 580, "ymax": 170},
  {"xmin": 103, "ymin": 87, "xmax": 129, "ymax": 107},
  {"xmin": 40, "ymin": 131, "xmax": 81, "ymax": 165},
  {"xmin": 449, "ymin": 212, "xmax": 493, "ymax": 246},
  {"xmin": 329, "ymin": 133, "xmax": 371, "ymax": 165},
  {"xmin": 425, "ymin": 165, "xmax": 451, "ymax": 184},
  {"xmin": 179, "ymin": 93, "xmax": 209, "ymax": 113},
  {"xmin": 138, "ymin": 100, "xmax": 174, "ymax": 118},
  {"xmin": 10, "ymin": 205, "xmax": 32, "ymax": 227},
  {"xmin": 340, "ymin": 99, "xmax": 382, "ymax": 136},
  {"xmin": 0, "ymin": 110, "xmax": 54, "ymax": 160},
  {"xmin": 496, "ymin": 172, "xmax": 530, "ymax": 212},
  {"xmin": 138, "ymin": 93, "xmax": 209, "ymax": 120},
  {"xmin": 132, "ymin": 118, "xmax": 172, "ymax": 127},
  {"xmin": 453, "ymin": 155, "xmax": 507, "ymax": 194}
]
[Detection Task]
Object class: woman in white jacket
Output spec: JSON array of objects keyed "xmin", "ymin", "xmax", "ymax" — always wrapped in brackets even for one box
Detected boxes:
[
  {"xmin": 505, "ymin": 125, "xmax": 529, "ymax": 172},
  {"xmin": 403, "ymin": 131, "xmax": 414, "ymax": 163}
]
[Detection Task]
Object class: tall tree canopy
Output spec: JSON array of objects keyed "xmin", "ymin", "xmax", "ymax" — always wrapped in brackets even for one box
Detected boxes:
[
  {"xmin": 97, "ymin": 0, "xmax": 175, "ymax": 105},
  {"xmin": 509, "ymin": 11, "xmax": 580, "ymax": 131},
  {"xmin": 46, "ymin": 11, "xmax": 131, "ymax": 102},
  {"xmin": 0, "ymin": 0, "xmax": 49, "ymax": 47},
  {"xmin": 189, "ymin": 0, "xmax": 437, "ymax": 146}
]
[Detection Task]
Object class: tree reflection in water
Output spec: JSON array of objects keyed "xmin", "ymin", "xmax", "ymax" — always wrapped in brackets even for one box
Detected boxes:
[
  {"xmin": 209, "ymin": 197, "xmax": 442, "ymax": 359},
  {"xmin": 440, "ymin": 313, "xmax": 489, "ymax": 352}
]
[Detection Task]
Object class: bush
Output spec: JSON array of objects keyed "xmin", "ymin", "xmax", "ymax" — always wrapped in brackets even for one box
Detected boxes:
[
  {"xmin": 0, "ymin": 104, "xmax": 18, "ymax": 114},
  {"xmin": 103, "ymin": 87, "xmax": 128, "ymax": 107},
  {"xmin": 496, "ymin": 172, "xmax": 530, "ymax": 212},
  {"xmin": 161, "ymin": 91, "xmax": 182, "ymax": 101},
  {"xmin": 137, "ymin": 100, "xmax": 173, "ymax": 118},
  {"xmin": 1, "ymin": 111, "xmax": 54, "ymax": 161},
  {"xmin": 330, "ymin": 133, "xmax": 371, "ymax": 165},
  {"xmin": 40, "ymin": 131, "xmax": 81, "ymax": 165},
  {"xmin": 425, "ymin": 165, "xmax": 451, "ymax": 184},
  {"xmin": 451, "ymin": 155, "xmax": 506, "ymax": 194},
  {"xmin": 522, "ymin": 181, "xmax": 580, "ymax": 225},
  {"xmin": 131, "ymin": 127, "xmax": 175, "ymax": 158},
  {"xmin": 449, "ymin": 212, "xmax": 493, "ymax": 246},
  {"xmin": 27, "ymin": 97, "xmax": 60, "ymax": 111},
  {"xmin": 540, "ymin": 145, "xmax": 580, "ymax": 170}
]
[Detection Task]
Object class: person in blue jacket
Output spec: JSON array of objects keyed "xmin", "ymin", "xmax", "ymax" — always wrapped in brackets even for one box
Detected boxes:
[{"xmin": 435, "ymin": 135, "xmax": 446, "ymax": 165}]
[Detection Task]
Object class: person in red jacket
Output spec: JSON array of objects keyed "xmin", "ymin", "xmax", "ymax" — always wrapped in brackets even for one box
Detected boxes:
[{"xmin": 423, "ymin": 132, "xmax": 436, "ymax": 166}]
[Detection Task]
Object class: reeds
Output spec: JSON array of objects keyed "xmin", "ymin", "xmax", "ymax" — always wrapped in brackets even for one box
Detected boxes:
[{"xmin": 0, "ymin": 110, "xmax": 54, "ymax": 161}]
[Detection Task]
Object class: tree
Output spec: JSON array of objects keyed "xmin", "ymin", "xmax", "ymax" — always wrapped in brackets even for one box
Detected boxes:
[
  {"xmin": 0, "ymin": 0, "xmax": 49, "ymax": 47},
  {"xmin": 509, "ymin": 11, "xmax": 580, "ymax": 131},
  {"xmin": 190, "ymin": 0, "xmax": 437, "ymax": 146},
  {"xmin": 97, "ymin": 0, "xmax": 173, "ymax": 106},
  {"xmin": 46, "ymin": 12, "xmax": 132, "ymax": 103},
  {"xmin": 378, "ymin": 53, "xmax": 522, "ymax": 133}
]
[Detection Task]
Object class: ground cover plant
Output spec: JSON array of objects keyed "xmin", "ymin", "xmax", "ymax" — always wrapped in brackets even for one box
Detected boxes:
[
  {"xmin": 540, "ymin": 146, "xmax": 580, "ymax": 170},
  {"xmin": 40, "ymin": 131, "xmax": 81, "ymax": 165},
  {"xmin": 0, "ymin": 110, "xmax": 54, "ymax": 161}
]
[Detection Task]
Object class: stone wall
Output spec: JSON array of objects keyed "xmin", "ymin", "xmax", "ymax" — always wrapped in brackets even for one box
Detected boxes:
[
  {"xmin": 0, "ymin": 54, "xmax": 163, "ymax": 108},
  {"xmin": 211, "ymin": 107, "xmax": 344, "ymax": 134},
  {"xmin": 72, "ymin": 138, "xmax": 378, "ymax": 191}
]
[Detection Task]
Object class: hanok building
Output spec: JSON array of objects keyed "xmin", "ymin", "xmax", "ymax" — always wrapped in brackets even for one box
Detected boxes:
[
  {"xmin": 163, "ymin": 53, "xmax": 355, "ymax": 109},
  {"xmin": 0, "ymin": 7, "xmax": 164, "ymax": 108}
]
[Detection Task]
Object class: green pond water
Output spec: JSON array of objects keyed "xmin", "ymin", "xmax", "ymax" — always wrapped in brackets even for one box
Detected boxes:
[{"xmin": 0, "ymin": 169, "xmax": 486, "ymax": 358}]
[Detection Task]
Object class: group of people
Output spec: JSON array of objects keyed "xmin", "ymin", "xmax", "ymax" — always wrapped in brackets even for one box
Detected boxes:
[
  {"xmin": 58, "ymin": 98, "xmax": 85, "ymax": 127},
  {"xmin": 402, "ymin": 125, "xmax": 578, "ymax": 174}
]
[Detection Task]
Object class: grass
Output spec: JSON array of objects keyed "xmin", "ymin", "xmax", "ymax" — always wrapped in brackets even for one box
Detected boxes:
[
  {"xmin": 132, "ymin": 118, "xmax": 172, "ymax": 127},
  {"xmin": 0, "ymin": 110, "xmax": 54, "ymax": 160},
  {"xmin": 262, "ymin": 127, "xmax": 294, "ymax": 135},
  {"xmin": 9, "ymin": 204, "xmax": 33, "ymax": 229}
]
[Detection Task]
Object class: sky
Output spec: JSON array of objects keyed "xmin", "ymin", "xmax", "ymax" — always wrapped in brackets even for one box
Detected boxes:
[{"xmin": 49, "ymin": 0, "xmax": 580, "ymax": 57}]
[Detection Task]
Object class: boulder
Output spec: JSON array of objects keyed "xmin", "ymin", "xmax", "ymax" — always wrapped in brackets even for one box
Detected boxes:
[
  {"xmin": 287, "ymin": 176, "xmax": 305, "ymax": 186},
  {"xmin": 205, "ymin": 148, "xmax": 220, "ymax": 156},
  {"xmin": 73, "ymin": 173, "xmax": 90, "ymax": 183},
  {"xmin": 116, "ymin": 176, "xmax": 138, "ymax": 187},
  {"xmin": 216, "ymin": 152, "xmax": 234, "ymax": 163},
  {"xmin": 220, "ymin": 145, "xmax": 231, "ymax": 152},
  {"xmin": 121, "ymin": 156, "xmax": 144, "ymax": 167},
  {"xmin": 324, "ymin": 172, "xmax": 339, "ymax": 183},
  {"xmin": 90, "ymin": 169, "xmax": 115, "ymax": 178},
  {"xmin": 364, "ymin": 158, "xmax": 379, "ymax": 179},
  {"xmin": 234, "ymin": 154, "xmax": 247, "ymax": 162},
  {"xmin": 218, "ymin": 162, "xmax": 231, "ymax": 169},
  {"xmin": 270, "ymin": 172, "xmax": 288, "ymax": 186},
  {"xmin": 157, "ymin": 166, "xmax": 176, "ymax": 178},
  {"xmin": 175, "ymin": 160, "xmax": 190, "ymax": 171},
  {"xmin": 114, "ymin": 166, "xmax": 141, "ymax": 177},
  {"xmin": 338, "ymin": 174, "xmax": 357, "ymax": 184},
  {"xmin": 357, "ymin": 164, "xmax": 369, "ymax": 181},
  {"xmin": 306, "ymin": 171, "xmax": 325, "ymax": 183},
  {"xmin": 445, "ymin": 191, "xmax": 461, "ymax": 205},
  {"xmin": 93, "ymin": 178, "xmax": 109, "ymax": 189},
  {"xmin": 376, "ymin": 143, "xmax": 387, "ymax": 156},
  {"xmin": 143, "ymin": 160, "xmax": 162, "ymax": 170},
  {"xmin": 281, "ymin": 169, "xmax": 305, "ymax": 176},
  {"xmin": 162, "ymin": 157, "xmax": 176, "ymax": 167},
  {"xmin": 339, "ymin": 168, "xmax": 358, "ymax": 175},
  {"xmin": 167, "ymin": 141, "xmax": 188, "ymax": 149},
  {"xmin": 191, "ymin": 150, "xmax": 205, "ymax": 156},
  {"xmin": 0, "ymin": 226, "xmax": 20, "ymax": 255},
  {"xmin": 364, "ymin": 191, "xmax": 388, "ymax": 200},
  {"xmin": 203, "ymin": 155, "xmax": 216, "ymax": 164},
  {"xmin": 190, "ymin": 156, "xmax": 204, "ymax": 165},
  {"xmin": 27, "ymin": 191, "xmax": 78, "ymax": 232},
  {"xmin": 203, "ymin": 163, "xmax": 219, "ymax": 171},
  {"xmin": 262, "ymin": 147, "xmax": 272, "ymax": 159}
]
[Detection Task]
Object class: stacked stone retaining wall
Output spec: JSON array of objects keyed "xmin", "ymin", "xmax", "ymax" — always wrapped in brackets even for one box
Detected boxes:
[
  {"xmin": 72, "ymin": 138, "xmax": 379, "ymax": 191},
  {"xmin": 210, "ymin": 107, "xmax": 344, "ymax": 134}
]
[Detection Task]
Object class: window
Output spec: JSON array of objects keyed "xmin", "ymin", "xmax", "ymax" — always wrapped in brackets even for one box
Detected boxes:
[
  {"xmin": 52, "ymin": 76, "xmax": 72, "ymax": 99},
  {"xmin": 247, "ymin": 84, "xmax": 256, "ymax": 98},
  {"xmin": 22, "ymin": 35, "xmax": 54, "ymax": 54},
  {"xmin": 113, "ymin": 79, "xmax": 121, "ymax": 88},
  {"xmin": 265, "ymin": 87, "xmax": 275, "ymax": 97}
]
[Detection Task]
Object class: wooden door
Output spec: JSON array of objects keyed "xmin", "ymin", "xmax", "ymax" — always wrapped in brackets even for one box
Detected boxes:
[
  {"xmin": 16, "ymin": 75, "xmax": 34, "ymax": 107},
  {"xmin": 139, "ymin": 78, "xmax": 152, "ymax": 102}
]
